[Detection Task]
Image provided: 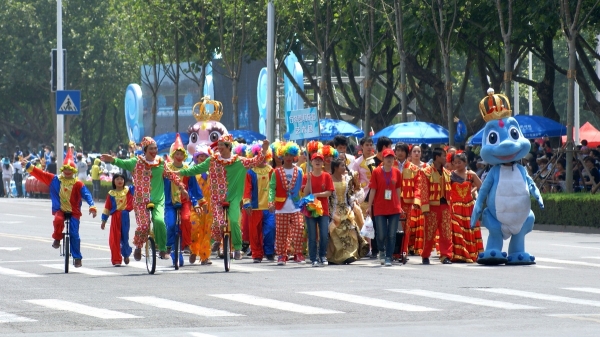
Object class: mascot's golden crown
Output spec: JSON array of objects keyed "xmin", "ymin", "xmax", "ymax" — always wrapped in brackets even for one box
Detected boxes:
[
  {"xmin": 479, "ymin": 88, "xmax": 512, "ymax": 123},
  {"xmin": 192, "ymin": 96, "xmax": 224, "ymax": 122}
]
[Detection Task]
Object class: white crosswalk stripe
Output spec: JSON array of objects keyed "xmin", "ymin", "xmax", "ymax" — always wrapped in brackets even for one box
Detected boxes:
[
  {"xmin": 209, "ymin": 293, "xmax": 343, "ymax": 314},
  {"xmin": 120, "ymin": 296, "xmax": 242, "ymax": 317},
  {"xmin": 535, "ymin": 257, "xmax": 600, "ymax": 268},
  {"xmin": 189, "ymin": 333, "xmax": 218, "ymax": 337},
  {"xmin": 0, "ymin": 266, "xmax": 44, "ymax": 278},
  {"xmin": 563, "ymin": 287, "xmax": 600, "ymax": 295},
  {"xmin": 0, "ymin": 311, "xmax": 36, "ymax": 323},
  {"xmin": 301, "ymin": 291, "xmax": 439, "ymax": 312},
  {"xmin": 127, "ymin": 261, "xmax": 197, "ymax": 274},
  {"xmin": 26, "ymin": 299, "xmax": 140, "ymax": 319},
  {"xmin": 475, "ymin": 288, "xmax": 600, "ymax": 307},
  {"xmin": 387, "ymin": 289, "xmax": 540, "ymax": 309},
  {"xmin": 41, "ymin": 264, "xmax": 118, "ymax": 276},
  {"xmin": 210, "ymin": 264, "xmax": 273, "ymax": 272}
]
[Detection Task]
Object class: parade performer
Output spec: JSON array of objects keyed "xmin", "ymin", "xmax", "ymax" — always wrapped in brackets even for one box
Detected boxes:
[
  {"xmin": 449, "ymin": 152, "xmax": 483, "ymax": 262},
  {"xmin": 180, "ymin": 135, "xmax": 269, "ymax": 260},
  {"xmin": 403, "ymin": 145, "xmax": 428, "ymax": 255},
  {"xmin": 100, "ymin": 173, "xmax": 133, "ymax": 266},
  {"xmin": 414, "ymin": 147, "xmax": 453, "ymax": 265},
  {"xmin": 164, "ymin": 133, "xmax": 206, "ymax": 265},
  {"xmin": 243, "ymin": 144, "xmax": 275, "ymax": 263},
  {"xmin": 101, "ymin": 137, "xmax": 188, "ymax": 261},
  {"xmin": 268, "ymin": 142, "xmax": 304, "ymax": 265},
  {"xmin": 471, "ymin": 89, "xmax": 543, "ymax": 265},
  {"xmin": 235, "ymin": 144, "xmax": 251, "ymax": 255},
  {"xmin": 22, "ymin": 149, "xmax": 97, "ymax": 268},
  {"xmin": 189, "ymin": 145, "xmax": 213, "ymax": 264},
  {"xmin": 186, "ymin": 97, "xmax": 229, "ymax": 155}
]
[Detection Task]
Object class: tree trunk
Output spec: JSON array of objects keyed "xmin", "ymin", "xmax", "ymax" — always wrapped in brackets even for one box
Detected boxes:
[
  {"xmin": 94, "ymin": 103, "xmax": 107, "ymax": 152},
  {"xmin": 151, "ymin": 62, "xmax": 159, "ymax": 137},
  {"xmin": 443, "ymin": 52, "xmax": 454, "ymax": 146},
  {"xmin": 319, "ymin": 50, "xmax": 328, "ymax": 119},
  {"xmin": 566, "ymin": 37, "xmax": 577, "ymax": 193},
  {"xmin": 174, "ymin": 30, "xmax": 180, "ymax": 132},
  {"xmin": 232, "ymin": 76, "xmax": 239, "ymax": 129},
  {"xmin": 394, "ymin": 0, "xmax": 408, "ymax": 123},
  {"xmin": 363, "ymin": 51, "xmax": 372, "ymax": 132}
]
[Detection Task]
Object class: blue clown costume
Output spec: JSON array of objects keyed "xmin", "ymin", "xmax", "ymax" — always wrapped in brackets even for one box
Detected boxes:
[
  {"xmin": 101, "ymin": 185, "xmax": 134, "ymax": 265},
  {"xmin": 164, "ymin": 133, "xmax": 205, "ymax": 266},
  {"xmin": 25, "ymin": 149, "xmax": 96, "ymax": 266},
  {"xmin": 471, "ymin": 89, "xmax": 544, "ymax": 265}
]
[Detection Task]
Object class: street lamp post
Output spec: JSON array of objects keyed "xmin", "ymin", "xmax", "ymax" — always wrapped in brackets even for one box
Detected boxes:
[{"xmin": 56, "ymin": 0, "xmax": 64, "ymax": 167}]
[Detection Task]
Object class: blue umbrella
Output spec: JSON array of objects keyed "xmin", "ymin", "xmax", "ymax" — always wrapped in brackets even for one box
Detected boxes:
[
  {"xmin": 154, "ymin": 132, "xmax": 189, "ymax": 152},
  {"xmin": 283, "ymin": 118, "xmax": 364, "ymax": 141},
  {"xmin": 229, "ymin": 130, "xmax": 267, "ymax": 143},
  {"xmin": 468, "ymin": 115, "xmax": 567, "ymax": 146},
  {"xmin": 372, "ymin": 122, "xmax": 449, "ymax": 144}
]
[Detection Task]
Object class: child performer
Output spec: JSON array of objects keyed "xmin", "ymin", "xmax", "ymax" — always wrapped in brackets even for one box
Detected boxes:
[
  {"xmin": 189, "ymin": 145, "xmax": 213, "ymax": 265},
  {"xmin": 243, "ymin": 144, "xmax": 275, "ymax": 263},
  {"xmin": 268, "ymin": 142, "xmax": 304, "ymax": 265},
  {"xmin": 22, "ymin": 149, "xmax": 97, "ymax": 268},
  {"xmin": 100, "ymin": 173, "xmax": 133, "ymax": 266}
]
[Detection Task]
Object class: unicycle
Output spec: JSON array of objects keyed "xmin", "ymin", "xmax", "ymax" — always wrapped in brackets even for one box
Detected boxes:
[
  {"xmin": 144, "ymin": 204, "xmax": 156, "ymax": 274},
  {"xmin": 398, "ymin": 213, "xmax": 407, "ymax": 265},
  {"xmin": 60, "ymin": 212, "xmax": 72, "ymax": 273},
  {"xmin": 221, "ymin": 202, "xmax": 232, "ymax": 272},
  {"xmin": 171, "ymin": 207, "xmax": 184, "ymax": 270}
]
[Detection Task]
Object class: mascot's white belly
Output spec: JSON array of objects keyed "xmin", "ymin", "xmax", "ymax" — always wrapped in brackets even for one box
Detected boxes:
[{"xmin": 494, "ymin": 166, "xmax": 530, "ymax": 239}]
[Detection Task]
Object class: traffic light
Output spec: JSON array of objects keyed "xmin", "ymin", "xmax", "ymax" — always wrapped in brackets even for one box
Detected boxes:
[{"xmin": 50, "ymin": 49, "xmax": 67, "ymax": 92}]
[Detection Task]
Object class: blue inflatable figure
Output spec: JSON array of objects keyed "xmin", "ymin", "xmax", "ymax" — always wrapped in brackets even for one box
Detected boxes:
[{"xmin": 471, "ymin": 89, "xmax": 544, "ymax": 265}]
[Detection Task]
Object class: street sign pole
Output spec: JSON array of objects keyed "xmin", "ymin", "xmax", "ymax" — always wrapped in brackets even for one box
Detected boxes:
[{"xmin": 56, "ymin": 0, "xmax": 64, "ymax": 167}]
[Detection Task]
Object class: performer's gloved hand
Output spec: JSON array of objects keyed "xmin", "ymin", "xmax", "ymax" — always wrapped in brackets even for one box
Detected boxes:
[
  {"xmin": 90, "ymin": 208, "xmax": 97, "ymax": 218},
  {"xmin": 538, "ymin": 201, "xmax": 544, "ymax": 210}
]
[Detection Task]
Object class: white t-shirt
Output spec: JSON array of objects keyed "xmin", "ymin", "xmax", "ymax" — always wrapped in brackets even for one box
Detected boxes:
[
  {"xmin": 276, "ymin": 168, "xmax": 300, "ymax": 214},
  {"xmin": 77, "ymin": 161, "xmax": 88, "ymax": 180}
]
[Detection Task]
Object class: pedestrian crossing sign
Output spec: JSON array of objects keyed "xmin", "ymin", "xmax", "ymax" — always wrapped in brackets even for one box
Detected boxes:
[{"xmin": 56, "ymin": 90, "xmax": 81, "ymax": 115}]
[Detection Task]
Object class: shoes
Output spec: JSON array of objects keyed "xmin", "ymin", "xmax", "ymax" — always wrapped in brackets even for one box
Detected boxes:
[
  {"xmin": 247, "ymin": 249, "xmax": 252, "ymax": 257},
  {"xmin": 52, "ymin": 240, "xmax": 60, "ymax": 249},
  {"xmin": 189, "ymin": 254, "xmax": 197, "ymax": 264},
  {"xmin": 200, "ymin": 259, "xmax": 212, "ymax": 265},
  {"xmin": 379, "ymin": 252, "xmax": 386, "ymax": 265},
  {"xmin": 312, "ymin": 261, "xmax": 319, "ymax": 267},
  {"xmin": 211, "ymin": 241, "xmax": 220, "ymax": 253},
  {"xmin": 266, "ymin": 254, "xmax": 275, "ymax": 262},
  {"xmin": 277, "ymin": 256, "xmax": 287, "ymax": 265},
  {"xmin": 319, "ymin": 256, "xmax": 328, "ymax": 266},
  {"xmin": 74, "ymin": 259, "xmax": 82, "ymax": 268},
  {"xmin": 253, "ymin": 258, "xmax": 262, "ymax": 263},
  {"xmin": 422, "ymin": 257, "xmax": 430, "ymax": 265},
  {"xmin": 133, "ymin": 248, "xmax": 142, "ymax": 261},
  {"xmin": 234, "ymin": 251, "xmax": 242, "ymax": 260},
  {"xmin": 441, "ymin": 257, "xmax": 452, "ymax": 264},
  {"xmin": 183, "ymin": 247, "xmax": 191, "ymax": 255},
  {"xmin": 365, "ymin": 251, "xmax": 372, "ymax": 258},
  {"xmin": 123, "ymin": 257, "xmax": 130, "ymax": 265},
  {"xmin": 295, "ymin": 254, "xmax": 306, "ymax": 264},
  {"xmin": 370, "ymin": 251, "xmax": 378, "ymax": 259},
  {"xmin": 384, "ymin": 258, "xmax": 392, "ymax": 267},
  {"xmin": 159, "ymin": 251, "xmax": 168, "ymax": 259},
  {"xmin": 113, "ymin": 263, "xmax": 122, "ymax": 267},
  {"xmin": 241, "ymin": 242, "xmax": 250, "ymax": 253}
]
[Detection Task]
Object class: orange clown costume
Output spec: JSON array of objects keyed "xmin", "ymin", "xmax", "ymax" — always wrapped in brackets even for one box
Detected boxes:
[
  {"xmin": 164, "ymin": 134, "xmax": 206, "ymax": 262},
  {"xmin": 189, "ymin": 145, "xmax": 214, "ymax": 264},
  {"xmin": 25, "ymin": 149, "xmax": 97, "ymax": 264}
]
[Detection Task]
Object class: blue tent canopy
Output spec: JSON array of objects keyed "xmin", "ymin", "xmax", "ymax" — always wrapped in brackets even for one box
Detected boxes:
[
  {"xmin": 283, "ymin": 118, "xmax": 364, "ymax": 141},
  {"xmin": 229, "ymin": 130, "xmax": 267, "ymax": 143},
  {"xmin": 372, "ymin": 122, "xmax": 449, "ymax": 144},
  {"xmin": 468, "ymin": 115, "xmax": 567, "ymax": 146},
  {"xmin": 154, "ymin": 132, "xmax": 189, "ymax": 152}
]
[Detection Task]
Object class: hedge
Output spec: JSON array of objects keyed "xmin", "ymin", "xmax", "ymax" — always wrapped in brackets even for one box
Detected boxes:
[
  {"xmin": 531, "ymin": 193, "xmax": 600, "ymax": 228},
  {"xmin": 83, "ymin": 180, "xmax": 113, "ymax": 200}
]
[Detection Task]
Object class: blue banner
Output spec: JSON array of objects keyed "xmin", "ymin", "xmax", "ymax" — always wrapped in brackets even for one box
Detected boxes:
[{"xmin": 285, "ymin": 107, "xmax": 320, "ymax": 141}]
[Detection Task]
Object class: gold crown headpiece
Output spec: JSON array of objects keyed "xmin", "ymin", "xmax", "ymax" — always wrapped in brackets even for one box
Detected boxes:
[
  {"xmin": 192, "ymin": 96, "xmax": 223, "ymax": 122},
  {"xmin": 479, "ymin": 88, "xmax": 512, "ymax": 123}
]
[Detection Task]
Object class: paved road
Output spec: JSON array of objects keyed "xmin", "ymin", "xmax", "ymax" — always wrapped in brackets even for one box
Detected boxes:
[{"xmin": 0, "ymin": 198, "xmax": 599, "ymax": 336}]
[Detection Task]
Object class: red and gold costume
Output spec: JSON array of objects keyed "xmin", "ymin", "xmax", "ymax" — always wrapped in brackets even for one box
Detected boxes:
[
  {"xmin": 449, "ymin": 172, "xmax": 484, "ymax": 262},
  {"xmin": 400, "ymin": 161, "xmax": 427, "ymax": 255},
  {"xmin": 414, "ymin": 164, "xmax": 452, "ymax": 261}
]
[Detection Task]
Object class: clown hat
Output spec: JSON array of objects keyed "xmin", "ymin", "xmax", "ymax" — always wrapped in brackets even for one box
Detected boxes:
[
  {"xmin": 61, "ymin": 148, "xmax": 78, "ymax": 172},
  {"xmin": 169, "ymin": 133, "xmax": 187, "ymax": 158}
]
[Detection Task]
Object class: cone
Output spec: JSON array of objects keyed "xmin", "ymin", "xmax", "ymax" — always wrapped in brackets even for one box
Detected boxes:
[
  {"xmin": 170, "ymin": 133, "xmax": 187, "ymax": 159},
  {"xmin": 62, "ymin": 148, "xmax": 77, "ymax": 172}
]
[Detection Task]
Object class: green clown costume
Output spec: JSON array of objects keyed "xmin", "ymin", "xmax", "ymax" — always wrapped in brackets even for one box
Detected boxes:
[{"xmin": 180, "ymin": 135, "xmax": 265, "ymax": 251}]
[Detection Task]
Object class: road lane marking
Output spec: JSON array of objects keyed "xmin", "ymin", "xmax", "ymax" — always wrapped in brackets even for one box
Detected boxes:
[
  {"xmin": 210, "ymin": 294, "xmax": 343, "ymax": 314},
  {"xmin": 563, "ymin": 288, "xmax": 600, "ymax": 295},
  {"xmin": 41, "ymin": 264, "xmax": 117, "ymax": 276},
  {"xmin": 387, "ymin": 289, "xmax": 540, "ymax": 310},
  {"xmin": 548, "ymin": 314, "xmax": 600, "ymax": 324},
  {"xmin": 535, "ymin": 257, "xmax": 600, "ymax": 268},
  {"xmin": 552, "ymin": 244, "xmax": 600, "ymax": 251},
  {"xmin": 26, "ymin": 299, "xmax": 140, "ymax": 319},
  {"xmin": 475, "ymin": 288, "xmax": 600, "ymax": 307},
  {"xmin": 0, "ymin": 258, "xmax": 110, "ymax": 264},
  {"xmin": 0, "ymin": 247, "xmax": 21, "ymax": 251},
  {"xmin": 0, "ymin": 311, "xmax": 36, "ymax": 323},
  {"xmin": 300, "ymin": 291, "xmax": 439, "ymax": 312},
  {"xmin": 0, "ymin": 266, "xmax": 44, "ymax": 278},
  {"xmin": 189, "ymin": 333, "xmax": 218, "ymax": 337},
  {"xmin": 210, "ymin": 264, "xmax": 273, "ymax": 272},
  {"xmin": 4, "ymin": 214, "xmax": 36, "ymax": 218},
  {"xmin": 0, "ymin": 233, "xmax": 109, "ymax": 251},
  {"xmin": 120, "ymin": 296, "xmax": 242, "ymax": 317}
]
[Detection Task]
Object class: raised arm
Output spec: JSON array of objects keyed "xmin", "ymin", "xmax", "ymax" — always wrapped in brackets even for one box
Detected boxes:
[
  {"xmin": 109, "ymin": 156, "xmax": 138, "ymax": 172},
  {"xmin": 24, "ymin": 161, "xmax": 54, "ymax": 186},
  {"xmin": 519, "ymin": 164, "xmax": 544, "ymax": 209},
  {"xmin": 179, "ymin": 157, "xmax": 210, "ymax": 176}
]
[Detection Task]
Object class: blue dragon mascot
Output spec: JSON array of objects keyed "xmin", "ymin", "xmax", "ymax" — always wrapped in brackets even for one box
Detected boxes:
[{"xmin": 471, "ymin": 88, "xmax": 544, "ymax": 265}]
